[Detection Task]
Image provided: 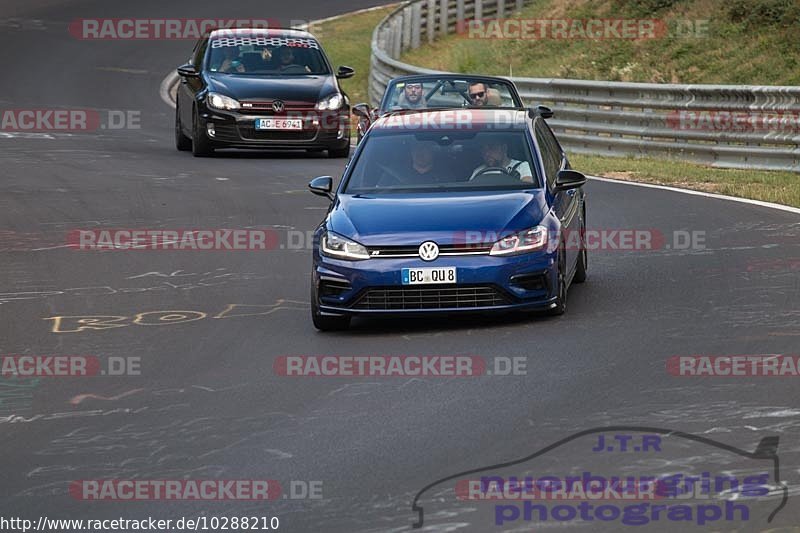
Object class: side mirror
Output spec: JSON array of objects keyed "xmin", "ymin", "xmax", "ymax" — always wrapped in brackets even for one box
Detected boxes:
[
  {"xmin": 309, "ymin": 176, "xmax": 334, "ymax": 200},
  {"xmin": 352, "ymin": 103, "xmax": 371, "ymax": 119},
  {"xmin": 528, "ymin": 105, "xmax": 553, "ymax": 119},
  {"xmin": 177, "ymin": 63, "xmax": 199, "ymax": 78},
  {"xmin": 336, "ymin": 66, "xmax": 355, "ymax": 79},
  {"xmin": 553, "ymin": 169, "xmax": 587, "ymax": 192}
]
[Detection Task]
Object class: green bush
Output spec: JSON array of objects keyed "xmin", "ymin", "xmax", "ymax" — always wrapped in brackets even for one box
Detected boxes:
[
  {"xmin": 727, "ymin": 0, "xmax": 800, "ymax": 26},
  {"xmin": 611, "ymin": 0, "xmax": 685, "ymax": 16}
]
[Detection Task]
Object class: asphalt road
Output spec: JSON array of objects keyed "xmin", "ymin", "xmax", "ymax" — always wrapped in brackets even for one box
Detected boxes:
[{"xmin": 1, "ymin": 1, "xmax": 799, "ymax": 532}]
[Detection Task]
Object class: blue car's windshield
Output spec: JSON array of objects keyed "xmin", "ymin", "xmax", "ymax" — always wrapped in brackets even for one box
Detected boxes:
[{"xmin": 343, "ymin": 129, "xmax": 541, "ymax": 193}]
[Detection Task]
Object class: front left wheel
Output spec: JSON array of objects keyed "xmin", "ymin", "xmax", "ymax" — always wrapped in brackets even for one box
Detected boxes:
[
  {"xmin": 175, "ymin": 102, "xmax": 191, "ymax": 151},
  {"xmin": 548, "ymin": 246, "xmax": 567, "ymax": 316},
  {"xmin": 191, "ymin": 108, "xmax": 214, "ymax": 157},
  {"xmin": 573, "ymin": 215, "xmax": 588, "ymax": 283}
]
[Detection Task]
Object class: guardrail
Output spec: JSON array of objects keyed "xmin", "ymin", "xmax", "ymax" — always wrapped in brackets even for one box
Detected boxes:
[{"xmin": 369, "ymin": 0, "xmax": 800, "ymax": 171}]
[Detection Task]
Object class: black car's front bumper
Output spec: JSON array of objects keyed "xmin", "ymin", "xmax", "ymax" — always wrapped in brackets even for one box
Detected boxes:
[{"xmin": 198, "ymin": 107, "xmax": 350, "ymax": 150}]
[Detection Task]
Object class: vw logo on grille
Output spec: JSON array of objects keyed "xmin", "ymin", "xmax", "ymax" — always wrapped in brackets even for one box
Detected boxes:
[
  {"xmin": 272, "ymin": 100, "xmax": 285, "ymax": 113},
  {"xmin": 418, "ymin": 241, "xmax": 439, "ymax": 261}
]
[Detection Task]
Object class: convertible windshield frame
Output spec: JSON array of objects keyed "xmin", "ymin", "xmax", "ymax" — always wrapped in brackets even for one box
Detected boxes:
[
  {"xmin": 341, "ymin": 128, "xmax": 544, "ymax": 194},
  {"xmin": 379, "ymin": 75, "xmax": 524, "ymax": 114}
]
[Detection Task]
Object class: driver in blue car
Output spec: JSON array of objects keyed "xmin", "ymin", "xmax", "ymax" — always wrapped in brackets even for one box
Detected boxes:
[{"xmin": 470, "ymin": 139, "xmax": 533, "ymax": 183}]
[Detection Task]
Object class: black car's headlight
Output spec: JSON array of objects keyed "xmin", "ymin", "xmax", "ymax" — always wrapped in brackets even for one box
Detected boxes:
[
  {"xmin": 321, "ymin": 231, "xmax": 370, "ymax": 260},
  {"xmin": 489, "ymin": 226, "xmax": 548, "ymax": 256},
  {"xmin": 316, "ymin": 93, "xmax": 344, "ymax": 111},
  {"xmin": 207, "ymin": 92, "xmax": 240, "ymax": 111}
]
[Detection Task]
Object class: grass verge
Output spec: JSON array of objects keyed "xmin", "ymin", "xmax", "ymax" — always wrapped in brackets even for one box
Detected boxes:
[
  {"xmin": 572, "ymin": 154, "xmax": 800, "ymax": 207},
  {"xmin": 311, "ymin": 5, "xmax": 398, "ymax": 106}
]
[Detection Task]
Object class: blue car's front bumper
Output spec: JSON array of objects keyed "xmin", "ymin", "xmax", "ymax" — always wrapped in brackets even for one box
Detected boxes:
[{"xmin": 313, "ymin": 251, "xmax": 559, "ymax": 316}]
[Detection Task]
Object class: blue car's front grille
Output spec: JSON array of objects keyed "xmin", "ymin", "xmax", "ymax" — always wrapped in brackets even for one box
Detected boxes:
[
  {"xmin": 367, "ymin": 244, "xmax": 493, "ymax": 258},
  {"xmin": 351, "ymin": 285, "xmax": 510, "ymax": 310}
]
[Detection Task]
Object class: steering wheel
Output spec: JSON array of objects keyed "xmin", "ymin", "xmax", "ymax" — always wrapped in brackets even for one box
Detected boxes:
[
  {"xmin": 472, "ymin": 166, "xmax": 516, "ymax": 179},
  {"xmin": 374, "ymin": 164, "xmax": 408, "ymax": 187},
  {"xmin": 280, "ymin": 65, "xmax": 308, "ymax": 74}
]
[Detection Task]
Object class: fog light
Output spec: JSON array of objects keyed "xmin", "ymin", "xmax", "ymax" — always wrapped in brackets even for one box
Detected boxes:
[
  {"xmin": 337, "ymin": 125, "xmax": 345, "ymax": 140},
  {"xmin": 206, "ymin": 123, "xmax": 215, "ymax": 137}
]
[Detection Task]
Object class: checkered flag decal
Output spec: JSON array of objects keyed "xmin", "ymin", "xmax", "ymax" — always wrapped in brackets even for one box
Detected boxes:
[{"xmin": 211, "ymin": 36, "xmax": 319, "ymax": 49}]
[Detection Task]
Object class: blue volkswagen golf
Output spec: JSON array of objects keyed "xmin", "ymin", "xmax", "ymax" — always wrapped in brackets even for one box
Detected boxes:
[{"xmin": 308, "ymin": 108, "xmax": 587, "ymax": 330}]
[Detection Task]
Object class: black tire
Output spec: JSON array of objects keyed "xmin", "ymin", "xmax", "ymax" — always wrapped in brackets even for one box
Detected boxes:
[
  {"xmin": 548, "ymin": 246, "xmax": 567, "ymax": 316},
  {"xmin": 328, "ymin": 145, "xmax": 350, "ymax": 158},
  {"xmin": 191, "ymin": 108, "xmax": 214, "ymax": 157},
  {"xmin": 311, "ymin": 284, "xmax": 351, "ymax": 331},
  {"xmin": 573, "ymin": 218, "xmax": 588, "ymax": 284},
  {"xmin": 175, "ymin": 102, "xmax": 192, "ymax": 151}
]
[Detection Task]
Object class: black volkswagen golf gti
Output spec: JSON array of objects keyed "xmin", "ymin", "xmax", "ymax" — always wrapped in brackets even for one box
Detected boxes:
[{"xmin": 175, "ymin": 28, "xmax": 354, "ymax": 157}]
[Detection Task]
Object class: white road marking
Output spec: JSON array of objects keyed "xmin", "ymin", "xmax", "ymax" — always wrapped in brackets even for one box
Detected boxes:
[
  {"xmin": 97, "ymin": 67, "xmax": 148, "ymax": 74},
  {"xmin": 589, "ymin": 175, "xmax": 800, "ymax": 215}
]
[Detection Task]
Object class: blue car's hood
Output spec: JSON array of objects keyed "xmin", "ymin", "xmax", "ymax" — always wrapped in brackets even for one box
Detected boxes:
[{"xmin": 329, "ymin": 192, "xmax": 548, "ymax": 246}]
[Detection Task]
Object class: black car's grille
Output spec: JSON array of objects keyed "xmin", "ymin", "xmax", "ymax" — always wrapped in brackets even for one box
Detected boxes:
[
  {"xmin": 352, "ymin": 285, "xmax": 510, "ymax": 310},
  {"xmin": 239, "ymin": 101, "xmax": 316, "ymax": 113},
  {"xmin": 212, "ymin": 124, "xmax": 240, "ymax": 142},
  {"xmin": 237, "ymin": 124, "xmax": 317, "ymax": 141},
  {"xmin": 367, "ymin": 243, "xmax": 493, "ymax": 258}
]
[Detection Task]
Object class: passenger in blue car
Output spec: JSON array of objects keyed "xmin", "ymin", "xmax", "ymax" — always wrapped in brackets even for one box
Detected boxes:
[{"xmin": 470, "ymin": 138, "xmax": 533, "ymax": 183}]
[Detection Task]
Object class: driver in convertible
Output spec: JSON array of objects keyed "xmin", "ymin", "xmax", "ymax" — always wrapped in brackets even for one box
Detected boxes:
[
  {"xmin": 397, "ymin": 82, "xmax": 427, "ymax": 109},
  {"xmin": 470, "ymin": 139, "xmax": 533, "ymax": 183}
]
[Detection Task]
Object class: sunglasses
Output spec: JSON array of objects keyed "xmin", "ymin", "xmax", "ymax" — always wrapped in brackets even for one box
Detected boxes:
[{"xmin": 469, "ymin": 91, "xmax": 486, "ymax": 99}]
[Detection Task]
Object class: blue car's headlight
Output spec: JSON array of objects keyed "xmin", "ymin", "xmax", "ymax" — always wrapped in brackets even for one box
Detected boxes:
[
  {"xmin": 207, "ymin": 92, "xmax": 240, "ymax": 111},
  {"xmin": 321, "ymin": 231, "xmax": 370, "ymax": 260},
  {"xmin": 490, "ymin": 226, "xmax": 548, "ymax": 256}
]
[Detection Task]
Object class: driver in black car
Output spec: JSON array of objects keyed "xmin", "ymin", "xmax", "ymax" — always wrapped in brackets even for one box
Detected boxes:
[
  {"xmin": 470, "ymin": 139, "xmax": 533, "ymax": 183},
  {"xmin": 278, "ymin": 46, "xmax": 310, "ymax": 73}
]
